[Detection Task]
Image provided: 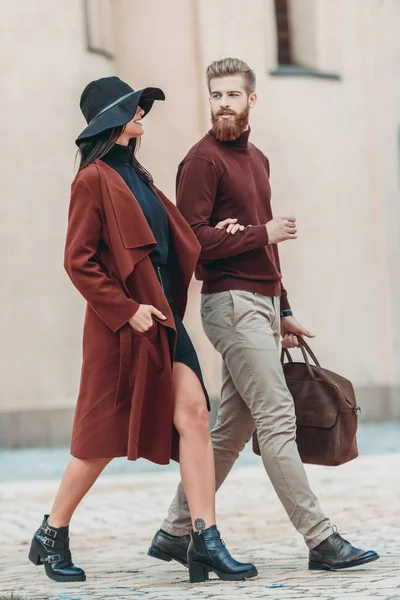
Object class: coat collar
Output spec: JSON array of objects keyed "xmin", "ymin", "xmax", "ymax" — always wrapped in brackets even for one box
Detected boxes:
[{"xmin": 98, "ymin": 160, "xmax": 156, "ymax": 247}]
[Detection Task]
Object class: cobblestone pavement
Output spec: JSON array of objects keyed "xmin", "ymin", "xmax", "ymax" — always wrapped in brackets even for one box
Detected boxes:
[{"xmin": 0, "ymin": 453, "xmax": 399, "ymax": 600}]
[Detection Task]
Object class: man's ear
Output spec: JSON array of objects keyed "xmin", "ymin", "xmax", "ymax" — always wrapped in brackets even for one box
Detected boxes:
[{"xmin": 249, "ymin": 92, "xmax": 257, "ymax": 109}]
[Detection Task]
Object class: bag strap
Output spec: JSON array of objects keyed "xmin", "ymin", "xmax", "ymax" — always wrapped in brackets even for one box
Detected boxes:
[
  {"xmin": 281, "ymin": 336, "xmax": 321, "ymax": 380},
  {"xmin": 298, "ymin": 337, "xmax": 321, "ymax": 368},
  {"xmin": 281, "ymin": 347, "xmax": 292, "ymax": 363}
]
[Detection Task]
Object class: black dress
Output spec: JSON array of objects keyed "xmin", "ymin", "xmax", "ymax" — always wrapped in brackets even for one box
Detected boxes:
[{"xmin": 101, "ymin": 144, "xmax": 210, "ymax": 409}]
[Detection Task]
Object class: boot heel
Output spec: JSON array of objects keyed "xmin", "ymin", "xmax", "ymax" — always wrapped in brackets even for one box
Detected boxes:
[
  {"xmin": 188, "ymin": 560, "xmax": 209, "ymax": 583},
  {"xmin": 28, "ymin": 540, "xmax": 43, "ymax": 565}
]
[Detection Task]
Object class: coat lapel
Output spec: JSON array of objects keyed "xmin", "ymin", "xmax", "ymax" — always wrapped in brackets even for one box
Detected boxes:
[
  {"xmin": 95, "ymin": 160, "xmax": 157, "ymax": 284},
  {"xmin": 89, "ymin": 161, "xmax": 200, "ymax": 322},
  {"xmin": 92, "ymin": 161, "xmax": 176, "ymax": 333}
]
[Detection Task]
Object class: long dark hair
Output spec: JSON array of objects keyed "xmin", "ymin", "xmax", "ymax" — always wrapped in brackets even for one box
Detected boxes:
[{"xmin": 77, "ymin": 125, "xmax": 153, "ymax": 184}]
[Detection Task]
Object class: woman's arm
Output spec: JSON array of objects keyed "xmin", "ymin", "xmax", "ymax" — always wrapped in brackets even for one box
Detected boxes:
[{"xmin": 64, "ymin": 180, "xmax": 139, "ymax": 332}]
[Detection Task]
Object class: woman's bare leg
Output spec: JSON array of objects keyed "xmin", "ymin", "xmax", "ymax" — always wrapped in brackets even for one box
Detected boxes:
[
  {"xmin": 47, "ymin": 457, "xmax": 112, "ymax": 527},
  {"xmin": 173, "ymin": 361, "xmax": 216, "ymax": 530}
]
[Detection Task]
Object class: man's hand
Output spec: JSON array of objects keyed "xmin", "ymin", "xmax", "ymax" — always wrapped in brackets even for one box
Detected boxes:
[
  {"xmin": 215, "ymin": 217, "xmax": 245, "ymax": 235},
  {"xmin": 267, "ymin": 216, "xmax": 297, "ymax": 244},
  {"xmin": 128, "ymin": 304, "xmax": 166, "ymax": 334},
  {"xmin": 281, "ymin": 315, "xmax": 315, "ymax": 348}
]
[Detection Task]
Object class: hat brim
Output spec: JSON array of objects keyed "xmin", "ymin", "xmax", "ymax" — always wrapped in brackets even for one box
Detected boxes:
[{"xmin": 75, "ymin": 87, "xmax": 165, "ymax": 145}]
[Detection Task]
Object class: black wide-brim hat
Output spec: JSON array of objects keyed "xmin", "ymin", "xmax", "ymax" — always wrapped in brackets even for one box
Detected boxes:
[{"xmin": 75, "ymin": 76, "xmax": 165, "ymax": 145}]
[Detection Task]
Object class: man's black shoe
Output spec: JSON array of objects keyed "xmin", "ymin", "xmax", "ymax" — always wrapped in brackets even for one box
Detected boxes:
[
  {"xmin": 309, "ymin": 531, "xmax": 379, "ymax": 570},
  {"xmin": 147, "ymin": 529, "xmax": 190, "ymax": 568}
]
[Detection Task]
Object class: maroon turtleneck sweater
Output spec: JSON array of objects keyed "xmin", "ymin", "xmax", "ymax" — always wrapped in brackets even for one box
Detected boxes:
[{"xmin": 176, "ymin": 128, "xmax": 290, "ymax": 311}]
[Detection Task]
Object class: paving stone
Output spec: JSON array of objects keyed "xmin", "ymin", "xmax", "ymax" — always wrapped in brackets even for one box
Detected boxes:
[{"xmin": 0, "ymin": 453, "xmax": 398, "ymax": 599}]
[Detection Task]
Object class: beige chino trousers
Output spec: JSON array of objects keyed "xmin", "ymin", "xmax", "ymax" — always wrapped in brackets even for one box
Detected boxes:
[{"xmin": 162, "ymin": 290, "xmax": 332, "ymax": 548}]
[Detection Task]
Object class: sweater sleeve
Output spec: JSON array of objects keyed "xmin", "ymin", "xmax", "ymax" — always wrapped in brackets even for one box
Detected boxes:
[
  {"xmin": 273, "ymin": 246, "xmax": 291, "ymax": 311},
  {"xmin": 64, "ymin": 180, "xmax": 139, "ymax": 333},
  {"xmin": 176, "ymin": 157, "xmax": 269, "ymax": 262},
  {"xmin": 280, "ymin": 283, "xmax": 291, "ymax": 312},
  {"xmin": 263, "ymin": 156, "xmax": 291, "ymax": 312}
]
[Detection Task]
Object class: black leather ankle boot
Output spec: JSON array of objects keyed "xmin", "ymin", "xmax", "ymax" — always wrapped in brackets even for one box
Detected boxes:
[
  {"xmin": 28, "ymin": 515, "xmax": 86, "ymax": 582},
  {"xmin": 187, "ymin": 525, "xmax": 257, "ymax": 583}
]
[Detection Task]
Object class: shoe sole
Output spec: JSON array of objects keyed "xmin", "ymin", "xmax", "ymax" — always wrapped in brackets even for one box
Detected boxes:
[
  {"xmin": 309, "ymin": 553, "xmax": 380, "ymax": 571},
  {"xmin": 211, "ymin": 567, "xmax": 258, "ymax": 581},
  {"xmin": 43, "ymin": 565, "xmax": 86, "ymax": 582},
  {"xmin": 147, "ymin": 546, "xmax": 188, "ymax": 568}
]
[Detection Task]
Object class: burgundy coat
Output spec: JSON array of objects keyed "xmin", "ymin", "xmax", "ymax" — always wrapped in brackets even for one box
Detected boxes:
[{"xmin": 64, "ymin": 160, "xmax": 201, "ymax": 464}]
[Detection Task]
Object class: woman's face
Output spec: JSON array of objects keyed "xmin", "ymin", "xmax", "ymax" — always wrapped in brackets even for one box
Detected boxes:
[{"xmin": 124, "ymin": 105, "xmax": 145, "ymax": 138}]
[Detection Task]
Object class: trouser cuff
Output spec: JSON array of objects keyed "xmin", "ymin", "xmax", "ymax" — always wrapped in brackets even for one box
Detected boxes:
[
  {"xmin": 161, "ymin": 519, "xmax": 192, "ymax": 536},
  {"xmin": 306, "ymin": 523, "xmax": 333, "ymax": 549}
]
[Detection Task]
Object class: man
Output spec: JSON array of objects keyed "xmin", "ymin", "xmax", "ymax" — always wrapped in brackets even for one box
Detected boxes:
[{"xmin": 148, "ymin": 58, "xmax": 378, "ymax": 571}]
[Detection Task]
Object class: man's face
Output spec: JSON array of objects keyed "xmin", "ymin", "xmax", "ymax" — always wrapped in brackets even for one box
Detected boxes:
[{"xmin": 209, "ymin": 75, "xmax": 257, "ymax": 141}]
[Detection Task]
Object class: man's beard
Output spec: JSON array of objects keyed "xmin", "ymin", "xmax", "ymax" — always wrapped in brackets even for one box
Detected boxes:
[{"xmin": 211, "ymin": 106, "xmax": 250, "ymax": 142}]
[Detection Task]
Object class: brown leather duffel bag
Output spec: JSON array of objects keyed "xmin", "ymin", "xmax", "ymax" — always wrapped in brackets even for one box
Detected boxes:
[{"xmin": 252, "ymin": 337, "xmax": 360, "ymax": 466}]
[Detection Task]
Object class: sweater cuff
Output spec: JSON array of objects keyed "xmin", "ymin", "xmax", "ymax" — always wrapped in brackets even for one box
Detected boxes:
[
  {"xmin": 247, "ymin": 224, "xmax": 269, "ymax": 247},
  {"xmin": 279, "ymin": 292, "xmax": 291, "ymax": 312}
]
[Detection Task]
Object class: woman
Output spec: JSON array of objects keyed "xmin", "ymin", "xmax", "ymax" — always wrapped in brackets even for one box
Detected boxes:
[{"xmin": 27, "ymin": 76, "xmax": 256, "ymax": 584}]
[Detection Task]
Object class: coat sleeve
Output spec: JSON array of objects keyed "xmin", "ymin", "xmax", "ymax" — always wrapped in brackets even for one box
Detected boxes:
[
  {"xmin": 64, "ymin": 180, "xmax": 140, "ymax": 333},
  {"xmin": 176, "ymin": 157, "xmax": 269, "ymax": 262}
]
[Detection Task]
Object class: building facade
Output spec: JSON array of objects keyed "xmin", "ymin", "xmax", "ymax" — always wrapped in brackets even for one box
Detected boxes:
[{"xmin": 1, "ymin": 0, "xmax": 399, "ymax": 446}]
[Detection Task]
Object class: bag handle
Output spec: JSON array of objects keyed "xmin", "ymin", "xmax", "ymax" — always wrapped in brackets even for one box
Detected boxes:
[
  {"xmin": 298, "ymin": 337, "xmax": 321, "ymax": 368},
  {"xmin": 281, "ymin": 336, "xmax": 321, "ymax": 380}
]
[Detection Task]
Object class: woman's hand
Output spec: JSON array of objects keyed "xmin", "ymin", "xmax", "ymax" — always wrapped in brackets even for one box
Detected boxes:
[
  {"xmin": 215, "ymin": 217, "xmax": 245, "ymax": 235},
  {"xmin": 128, "ymin": 304, "xmax": 166, "ymax": 334}
]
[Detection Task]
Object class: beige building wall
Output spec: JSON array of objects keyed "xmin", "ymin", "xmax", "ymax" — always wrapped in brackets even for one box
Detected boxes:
[
  {"xmin": 113, "ymin": 0, "xmax": 400, "ymax": 417},
  {"xmin": 0, "ymin": 0, "xmax": 113, "ymax": 416},
  {"xmin": 1, "ymin": 0, "xmax": 399, "ymax": 446}
]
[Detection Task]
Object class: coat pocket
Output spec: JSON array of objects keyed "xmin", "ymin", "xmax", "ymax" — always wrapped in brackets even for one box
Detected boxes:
[
  {"xmin": 229, "ymin": 290, "xmax": 260, "ymax": 329},
  {"xmin": 131, "ymin": 320, "xmax": 159, "ymax": 342}
]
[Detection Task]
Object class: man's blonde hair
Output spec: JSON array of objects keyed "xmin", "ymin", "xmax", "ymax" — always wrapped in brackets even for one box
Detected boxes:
[{"xmin": 206, "ymin": 58, "xmax": 256, "ymax": 95}]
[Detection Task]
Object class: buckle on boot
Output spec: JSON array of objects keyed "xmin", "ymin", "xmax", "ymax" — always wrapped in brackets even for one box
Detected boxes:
[
  {"xmin": 38, "ymin": 534, "xmax": 55, "ymax": 548},
  {"xmin": 44, "ymin": 526, "xmax": 58, "ymax": 539},
  {"xmin": 43, "ymin": 554, "xmax": 61, "ymax": 563}
]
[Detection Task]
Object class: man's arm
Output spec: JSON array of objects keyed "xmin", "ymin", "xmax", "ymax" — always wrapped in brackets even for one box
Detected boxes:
[
  {"xmin": 280, "ymin": 283, "xmax": 291, "ymax": 312},
  {"xmin": 176, "ymin": 157, "xmax": 269, "ymax": 262},
  {"xmin": 269, "ymin": 236, "xmax": 292, "ymax": 311}
]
